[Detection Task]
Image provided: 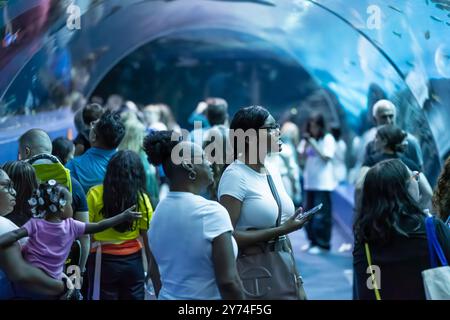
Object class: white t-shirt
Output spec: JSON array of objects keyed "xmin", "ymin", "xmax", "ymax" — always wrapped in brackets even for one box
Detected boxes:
[
  {"xmin": 298, "ymin": 133, "xmax": 337, "ymax": 191},
  {"xmin": 0, "ymin": 216, "xmax": 28, "ymax": 247},
  {"xmin": 218, "ymin": 160, "xmax": 295, "ymax": 231},
  {"xmin": 149, "ymin": 192, "xmax": 236, "ymax": 300}
]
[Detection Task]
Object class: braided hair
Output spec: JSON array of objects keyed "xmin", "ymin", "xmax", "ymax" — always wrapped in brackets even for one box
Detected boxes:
[
  {"xmin": 28, "ymin": 180, "xmax": 70, "ymax": 219},
  {"xmin": 102, "ymin": 150, "xmax": 149, "ymax": 232}
]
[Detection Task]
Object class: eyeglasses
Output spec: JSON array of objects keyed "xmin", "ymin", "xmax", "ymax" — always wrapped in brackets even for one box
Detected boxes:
[
  {"xmin": 0, "ymin": 181, "xmax": 15, "ymax": 194},
  {"xmin": 411, "ymin": 171, "xmax": 420, "ymax": 182},
  {"xmin": 260, "ymin": 124, "xmax": 280, "ymax": 132}
]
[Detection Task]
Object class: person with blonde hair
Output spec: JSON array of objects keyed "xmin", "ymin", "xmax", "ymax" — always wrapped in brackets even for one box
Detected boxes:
[{"xmin": 118, "ymin": 114, "xmax": 159, "ymax": 207}]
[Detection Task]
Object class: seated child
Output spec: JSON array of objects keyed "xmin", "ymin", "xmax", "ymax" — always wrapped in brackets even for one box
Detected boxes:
[{"xmin": 0, "ymin": 180, "xmax": 141, "ymax": 280}]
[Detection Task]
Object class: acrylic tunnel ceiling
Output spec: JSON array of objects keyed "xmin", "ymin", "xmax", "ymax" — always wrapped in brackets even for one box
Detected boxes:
[{"xmin": 1, "ymin": 0, "xmax": 450, "ymax": 180}]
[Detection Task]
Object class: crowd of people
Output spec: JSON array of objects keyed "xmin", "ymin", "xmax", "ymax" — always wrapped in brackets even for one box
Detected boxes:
[{"xmin": 0, "ymin": 95, "xmax": 449, "ymax": 300}]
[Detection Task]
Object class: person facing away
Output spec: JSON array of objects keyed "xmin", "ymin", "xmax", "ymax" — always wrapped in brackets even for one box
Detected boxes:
[
  {"xmin": 85, "ymin": 150, "xmax": 153, "ymax": 300},
  {"xmin": 144, "ymin": 130, "xmax": 244, "ymax": 300},
  {"xmin": 52, "ymin": 137, "xmax": 75, "ymax": 166},
  {"xmin": 298, "ymin": 113, "xmax": 337, "ymax": 254},
  {"xmin": 73, "ymin": 103, "xmax": 105, "ymax": 157},
  {"xmin": 66, "ymin": 110, "xmax": 126, "ymax": 193},
  {"xmin": 363, "ymin": 125, "xmax": 420, "ymax": 172},
  {"xmin": 353, "ymin": 159, "xmax": 450, "ymax": 300},
  {"xmin": 0, "ymin": 180, "xmax": 141, "ymax": 281},
  {"xmin": 357, "ymin": 125, "xmax": 433, "ymax": 211},
  {"xmin": 118, "ymin": 112, "xmax": 160, "ymax": 208}
]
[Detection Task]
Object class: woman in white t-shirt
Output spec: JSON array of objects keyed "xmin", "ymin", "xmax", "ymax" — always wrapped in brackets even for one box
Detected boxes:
[
  {"xmin": 298, "ymin": 114, "xmax": 337, "ymax": 254},
  {"xmin": 143, "ymin": 131, "xmax": 244, "ymax": 300},
  {"xmin": 218, "ymin": 106, "xmax": 310, "ymax": 299},
  {"xmin": 0, "ymin": 169, "xmax": 66, "ymax": 299}
]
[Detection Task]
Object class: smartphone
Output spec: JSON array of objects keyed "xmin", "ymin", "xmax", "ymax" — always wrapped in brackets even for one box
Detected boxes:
[{"xmin": 296, "ymin": 203, "xmax": 323, "ymax": 220}]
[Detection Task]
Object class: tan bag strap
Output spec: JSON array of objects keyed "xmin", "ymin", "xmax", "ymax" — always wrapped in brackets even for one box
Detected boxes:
[{"xmin": 365, "ymin": 243, "xmax": 381, "ymax": 300}]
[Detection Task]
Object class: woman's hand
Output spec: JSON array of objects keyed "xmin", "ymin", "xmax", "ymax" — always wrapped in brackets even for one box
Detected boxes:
[
  {"xmin": 120, "ymin": 205, "xmax": 142, "ymax": 221},
  {"xmin": 280, "ymin": 207, "xmax": 312, "ymax": 234}
]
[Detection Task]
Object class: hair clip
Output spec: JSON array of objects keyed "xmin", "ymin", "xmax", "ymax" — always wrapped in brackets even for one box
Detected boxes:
[
  {"xmin": 38, "ymin": 209, "xmax": 47, "ymax": 217},
  {"xmin": 28, "ymin": 198, "xmax": 37, "ymax": 206},
  {"xmin": 35, "ymin": 189, "xmax": 41, "ymax": 197},
  {"xmin": 48, "ymin": 180, "xmax": 57, "ymax": 186},
  {"xmin": 49, "ymin": 204, "xmax": 58, "ymax": 213},
  {"xmin": 47, "ymin": 188, "xmax": 53, "ymax": 195},
  {"xmin": 38, "ymin": 197, "xmax": 45, "ymax": 206},
  {"xmin": 50, "ymin": 194, "xmax": 58, "ymax": 204},
  {"xmin": 31, "ymin": 208, "xmax": 36, "ymax": 214},
  {"xmin": 59, "ymin": 198, "xmax": 67, "ymax": 207}
]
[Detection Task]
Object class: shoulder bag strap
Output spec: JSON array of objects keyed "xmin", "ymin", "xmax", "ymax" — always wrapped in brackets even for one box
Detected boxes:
[
  {"xmin": 425, "ymin": 216, "xmax": 449, "ymax": 268},
  {"xmin": 266, "ymin": 173, "xmax": 282, "ymax": 227},
  {"xmin": 364, "ymin": 243, "xmax": 381, "ymax": 300}
]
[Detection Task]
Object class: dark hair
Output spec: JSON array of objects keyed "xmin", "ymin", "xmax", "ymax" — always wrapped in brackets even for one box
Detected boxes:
[
  {"xmin": 229, "ymin": 106, "xmax": 270, "ymax": 160},
  {"xmin": 354, "ymin": 159, "xmax": 423, "ymax": 245},
  {"xmin": 433, "ymin": 155, "xmax": 450, "ymax": 222},
  {"xmin": 306, "ymin": 114, "xmax": 326, "ymax": 139},
  {"xmin": 52, "ymin": 137, "xmax": 74, "ymax": 165},
  {"xmin": 28, "ymin": 180, "xmax": 70, "ymax": 219},
  {"xmin": 1, "ymin": 161, "xmax": 38, "ymax": 226},
  {"xmin": 206, "ymin": 98, "xmax": 228, "ymax": 126},
  {"xmin": 95, "ymin": 111, "xmax": 126, "ymax": 149},
  {"xmin": 330, "ymin": 126, "xmax": 342, "ymax": 141},
  {"xmin": 377, "ymin": 125, "xmax": 407, "ymax": 153},
  {"xmin": 102, "ymin": 150, "xmax": 149, "ymax": 232},
  {"xmin": 82, "ymin": 103, "xmax": 104, "ymax": 125},
  {"xmin": 144, "ymin": 130, "xmax": 180, "ymax": 168}
]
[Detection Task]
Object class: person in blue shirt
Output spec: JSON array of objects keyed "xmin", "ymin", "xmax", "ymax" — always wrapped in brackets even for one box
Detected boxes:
[{"xmin": 66, "ymin": 111, "xmax": 125, "ymax": 194}]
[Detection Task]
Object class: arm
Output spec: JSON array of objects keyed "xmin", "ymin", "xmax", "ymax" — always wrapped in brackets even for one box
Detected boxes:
[
  {"xmin": 0, "ymin": 228, "xmax": 28, "ymax": 248},
  {"xmin": 148, "ymin": 247, "xmax": 161, "ymax": 297},
  {"xmin": 307, "ymin": 138, "xmax": 332, "ymax": 161},
  {"xmin": 219, "ymin": 195, "xmax": 309, "ymax": 248},
  {"xmin": 212, "ymin": 231, "xmax": 244, "ymax": 300},
  {"xmin": 74, "ymin": 144, "xmax": 85, "ymax": 157},
  {"xmin": 140, "ymin": 230, "xmax": 151, "ymax": 273},
  {"xmin": 74, "ymin": 210, "xmax": 90, "ymax": 272},
  {"xmin": 84, "ymin": 205, "xmax": 141, "ymax": 234},
  {"xmin": 0, "ymin": 243, "xmax": 64, "ymax": 296}
]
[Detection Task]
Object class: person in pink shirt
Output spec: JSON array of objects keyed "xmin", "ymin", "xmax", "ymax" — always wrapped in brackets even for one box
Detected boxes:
[{"xmin": 0, "ymin": 180, "xmax": 141, "ymax": 282}]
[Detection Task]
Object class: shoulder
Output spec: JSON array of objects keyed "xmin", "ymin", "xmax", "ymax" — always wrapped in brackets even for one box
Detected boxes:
[
  {"xmin": 221, "ymin": 162, "xmax": 247, "ymax": 179},
  {"xmin": 87, "ymin": 185, "xmax": 104, "ymax": 201},
  {"xmin": 323, "ymin": 133, "xmax": 336, "ymax": 143},
  {"xmin": 406, "ymin": 133, "xmax": 420, "ymax": 145},
  {"xmin": 218, "ymin": 163, "xmax": 248, "ymax": 197},
  {"xmin": 0, "ymin": 217, "xmax": 19, "ymax": 236}
]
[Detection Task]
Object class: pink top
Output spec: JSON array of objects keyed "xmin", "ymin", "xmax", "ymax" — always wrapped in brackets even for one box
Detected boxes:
[{"xmin": 22, "ymin": 218, "xmax": 85, "ymax": 279}]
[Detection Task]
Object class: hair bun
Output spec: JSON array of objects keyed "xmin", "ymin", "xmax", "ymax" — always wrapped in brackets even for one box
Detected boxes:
[{"xmin": 144, "ymin": 131, "xmax": 179, "ymax": 166}]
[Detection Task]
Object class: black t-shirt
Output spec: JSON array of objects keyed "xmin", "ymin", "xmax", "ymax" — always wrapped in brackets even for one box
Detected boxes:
[
  {"xmin": 71, "ymin": 176, "xmax": 88, "ymax": 213},
  {"xmin": 353, "ymin": 217, "xmax": 450, "ymax": 300},
  {"xmin": 363, "ymin": 152, "xmax": 420, "ymax": 172},
  {"xmin": 73, "ymin": 130, "xmax": 91, "ymax": 152}
]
